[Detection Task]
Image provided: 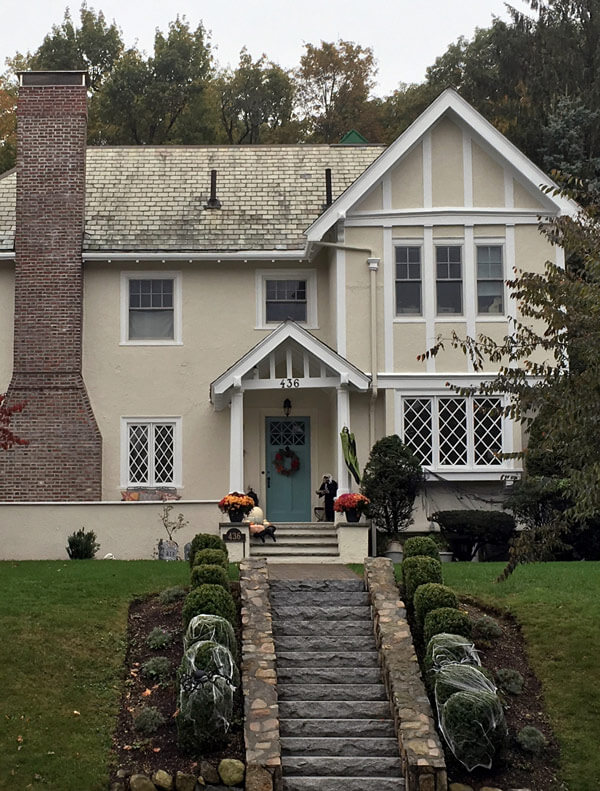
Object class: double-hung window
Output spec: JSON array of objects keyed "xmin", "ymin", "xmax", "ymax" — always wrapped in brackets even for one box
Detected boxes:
[
  {"xmin": 256, "ymin": 270, "xmax": 317, "ymax": 328},
  {"xmin": 477, "ymin": 245, "xmax": 504, "ymax": 314},
  {"xmin": 402, "ymin": 396, "xmax": 503, "ymax": 468},
  {"xmin": 436, "ymin": 245, "xmax": 462, "ymax": 314},
  {"xmin": 122, "ymin": 418, "xmax": 182, "ymax": 487},
  {"xmin": 395, "ymin": 246, "xmax": 422, "ymax": 315},
  {"xmin": 121, "ymin": 272, "xmax": 182, "ymax": 344}
]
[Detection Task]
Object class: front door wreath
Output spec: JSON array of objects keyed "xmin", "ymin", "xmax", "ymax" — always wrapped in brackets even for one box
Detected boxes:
[{"xmin": 273, "ymin": 446, "xmax": 300, "ymax": 476}]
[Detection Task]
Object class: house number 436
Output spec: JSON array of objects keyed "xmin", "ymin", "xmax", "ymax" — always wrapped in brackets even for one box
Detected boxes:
[{"xmin": 280, "ymin": 378, "xmax": 300, "ymax": 388}]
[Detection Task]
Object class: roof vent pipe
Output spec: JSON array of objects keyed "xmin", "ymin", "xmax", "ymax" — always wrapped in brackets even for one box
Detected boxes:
[
  {"xmin": 205, "ymin": 169, "xmax": 222, "ymax": 209},
  {"xmin": 325, "ymin": 168, "xmax": 333, "ymax": 207}
]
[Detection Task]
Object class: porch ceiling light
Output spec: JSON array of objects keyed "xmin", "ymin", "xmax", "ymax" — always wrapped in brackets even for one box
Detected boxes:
[{"xmin": 283, "ymin": 398, "xmax": 292, "ymax": 417}]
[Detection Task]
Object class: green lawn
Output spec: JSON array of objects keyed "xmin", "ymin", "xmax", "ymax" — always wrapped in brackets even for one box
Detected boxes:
[
  {"xmin": 0, "ymin": 560, "xmax": 192, "ymax": 791},
  {"xmin": 442, "ymin": 562, "xmax": 600, "ymax": 791}
]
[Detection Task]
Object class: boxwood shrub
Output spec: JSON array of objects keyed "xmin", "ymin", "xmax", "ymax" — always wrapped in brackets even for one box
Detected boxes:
[
  {"xmin": 184, "ymin": 614, "xmax": 237, "ymax": 655},
  {"xmin": 403, "ymin": 536, "xmax": 440, "ymax": 561},
  {"xmin": 182, "ymin": 584, "xmax": 236, "ymax": 627},
  {"xmin": 440, "ymin": 690, "xmax": 507, "ymax": 771},
  {"xmin": 188, "ymin": 533, "xmax": 228, "ymax": 567},
  {"xmin": 414, "ymin": 583, "xmax": 458, "ymax": 628},
  {"xmin": 192, "ymin": 548, "xmax": 229, "ymax": 571},
  {"xmin": 191, "ymin": 563, "xmax": 230, "ymax": 590},
  {"xmin": 424, "ymin": 607, "xmax": 472, "ymax": 645},
  {"xmin": 434, "ymin": 663, "xmax": 497, "ymax": 708},
  {"xmin": 402, "ymin": 555, "xmax": 442, "ymax": 603}
]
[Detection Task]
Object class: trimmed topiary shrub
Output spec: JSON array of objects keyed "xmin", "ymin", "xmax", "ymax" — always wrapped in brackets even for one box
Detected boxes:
[
  {"xmin": 472, "ymin": 614, "xmax": 503, "ymax": 641},
  {"xmin": 191, "ymin": 563, "xmax": 230, "ymax": 590},
  {"xmin": 192, "ymin": 548, "xmax": 228, "ymax": 571},
  {"xmin": 184, "ymin": 614, "xmax": 237, "ymax": 655},
  {"xmin": 414, "ymin": 583, "xmax": 458, "ymax": 628},
  {"xmin": 133, "ymin": 706, "xmax": 166, "ymax": 735},
  {"xmin": 402, "ymin": 555, "xmax": 442, "ymax": 603},
  {"xmin": 424, "ymin": 633, "xmax": 481, "ymax": 675},
  {"xmin": 517, "ymin": 725, "xmax": 547, "ymax": 754},
  {"xmin": 188, "ymin": 533, "xmax": 228, "ymax": 567},
  {"xmin": 434, "ymin": 663, "xmax": 497, "ymax": 709},
  {"xmin": 182, "ymin": 584, "xmax": 236, "ymax": 627},
  {"xmin": 403, "ymin": 536, "xmax": 440, "ymax": 561},
  {"xmin": 158, "ymin": 586, "xmax": 187, "ymax": 605},
  {"xmin": 424, "ymin": 607, "xmax": 472, "ymax": 645},
  {"xmin": 146, "ymin": 627, "xmax": 172, "ymax": 650},
  {"xmin": 440, "ymin": 690, "xmax": 507, "ymax": 771},
  {"xmin": 496, "ymin": 667, "xmax": 525, "ymax": 695},
  {"xmin": 141, "ymin": 656, "xmax": 171, "ymax": 682}
]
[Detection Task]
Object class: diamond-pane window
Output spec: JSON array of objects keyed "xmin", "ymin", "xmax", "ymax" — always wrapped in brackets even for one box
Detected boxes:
[
  {"xmin": 474, "ymin": 398, "xmax": 502, "ymax": 465},
  {"xmin": 127, "ymin": 421, "xmax": 177, "ymax": 485},
  {"xmin": 438, "ymin": 398, "xmax": 468, "ymax": 465},
  {"xmin": 403, "ymin": 399, "xmax": 433, "ymax": 465}
]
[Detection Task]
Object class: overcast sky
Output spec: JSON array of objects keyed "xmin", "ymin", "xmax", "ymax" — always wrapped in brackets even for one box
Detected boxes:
[{"xmin": 1, "ymin": 0, "xmax": 531, "ymax": 96}]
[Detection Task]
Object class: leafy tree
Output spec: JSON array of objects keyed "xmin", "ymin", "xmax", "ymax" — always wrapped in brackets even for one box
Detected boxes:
[
  {"xmin": 0, "ymin": 79, "xmax": 16, "ymax": 174},
  {"xmin": 361, "ymin": 435, "xmax": 424, "ymax": 534},
  {"xmin": 295, "ymin": 39, "xmax": 380, "ymax": 142},
  {"xmin": 0, "ymin": 394, "xmax": 28, "ymax": 451}
]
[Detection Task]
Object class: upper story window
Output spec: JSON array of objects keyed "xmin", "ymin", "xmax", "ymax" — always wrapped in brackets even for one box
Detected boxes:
[
  {"xmin": 402, "ymin": 395, "xmax": 503, "ymax": 468},
  {"xmin": 436, "ymin": 245, "xmax": 462, "ymax": 315},
  {"xmin": 256, "ymin": 269, "xmax": 317, "ymax": 329},
  {"xmin": 121, "ymin": 417, "xmax": 182, "ymax": 487},
  {"xmin": 477, "ymin": 245, "xmax": 504, "ymax": 314},
  {"xmin": 395, "ymin": 246, "xmax": 422, "ymax": 315},
  {"xmin": 121, "ymin": 271, "xmax": 182, "ymax": 345}
]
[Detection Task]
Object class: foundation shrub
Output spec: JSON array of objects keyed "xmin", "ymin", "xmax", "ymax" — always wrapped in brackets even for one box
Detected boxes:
[
  {"xmin": 182, "ymin": 584, "xmax": 236, "ymax": 628},
  {"xmin": 190, "ymin": 563, "xmax": 230, "ymax": 590},
  {"xmin": 414, "ymin": 583, "xmax": 458, "ymax": 628},
  {"xmin": 403, "ymin": 536, "xmax": 440, "ymax": 561},
  {"xmin": 424, "ymin": 632, "xmax": 481, "ymax": 677},
  {"xmin": 517, "ymin": 725, "xmax": 547, "ymax": 753},
  {"xmin": 434, "ymin": 663, "xmax": 497, "ymax": 708},
  {"xmin": 402, "ymin": 555, "xmax": 442, "ymax": 603},
  {"xmin": 146, "ymin": 627, "xmax": 172, "ymax": 650},
  {"xmin": 440, "ymin": 690, "xmax": 507, "ymax": 770},
  {"xmin": 424, "ymin": 607, "xmax": 472, "ymax": 645},
  {"xmin": 192, "ymin": 548, "xmax": 228, "ymax": 571},
  {"xmin": 133, "ymin": 706, "xmax": 166, "ymax": 736},
  {"xmin": 473, "ymin": 614, "xmax": 503, "ymax": 641},
  {"xmin": 188, "ymin": 534, "xmax": 227, "ymax": 567},
  {"xmin": 66, "ymin": 528, "xmax": 100, "ymax": 559},
  {"xmin": 184, "ymin": 613, "xmax": 237, "ymax": 655},
  {"xmin": 496, "ymin": 667, "xmax": 525, "ymax": 695}
]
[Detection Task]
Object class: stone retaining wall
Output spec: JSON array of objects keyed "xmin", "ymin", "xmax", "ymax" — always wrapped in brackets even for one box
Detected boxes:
[
  {"xmin": 239, "ymin": 558, "xmax": 282, "ymax": 791},
  {"xmin": 364, "ymin": 557, "xmax": 447, "ymax": 791}
]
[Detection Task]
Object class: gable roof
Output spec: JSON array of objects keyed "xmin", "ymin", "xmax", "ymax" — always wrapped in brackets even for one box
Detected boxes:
[
  {"xmin": 0, "ymin": 144, "xmax": 384, "ymax": 254},
  {"xmin": 305, "ymin": 88, "xmax": 580, "ymax": 242},
  {"xmin": 210, "ymin": 320, "xmax": 370, "ymax": 409}
]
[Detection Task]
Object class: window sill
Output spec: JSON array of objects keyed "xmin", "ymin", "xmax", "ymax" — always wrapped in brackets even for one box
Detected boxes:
[
  {"xmin": 120, "ymin": 340, "xmax": 184, "ymax": 346},
  {"xmin": 424, "ymin": 468, "xmax": 522, "ymax": 482},
  {"xmin": 393, "ymin": 317, "xmax": 425, "ymax": 323}
]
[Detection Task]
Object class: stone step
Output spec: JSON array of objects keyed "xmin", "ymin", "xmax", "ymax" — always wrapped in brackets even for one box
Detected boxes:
[
  {"xmin": 252, "ymin": 529, "xmax": 337, "ymax": 538},
  {"xmin": 278, "ymin": 700, "xmax": 392, "ymax": 720},
  {"xmin": 250, "ymin": 554, "xmax": 342, "ymax": 563},
  {"xmin": 278, "ymin": 683, "xmax": 388, "ymax": 701},
  {"xmin": 251, "ymin": 536, "xmax": 338, "ymax": 546},
  {"xmin": 271, "ymin": 605, "xmax": 371, "ymax": 621},
  {"xmin": 277, "ymin": 666, "xmax": 382, "ymax": 685},
  {"xmin": 282, "ymin": 756, "xmax": 402, "ymax": 777},
  {"xmin": 270, "ymin": 579, "xmax": 364, "ymax": 592},
  {"xmin": 281, "ymin": 736, "xmax": 399, "ymax": 757},
  {"xmin": 276, "ymin": 651, "xmax": 380, "ymax": 668},
  {"xmin": 273, "ymin": 620, "xmax": 373, "ymax": 637},
  {"xmin": 274, "ymin": 635, "xmax": 376, "ymax": 652},
  {"xmin": 279, "ymin": 718, "xmax": 396, "ymax": 738},
  {"xmin": 282, "ymin": 777, "xmax": 404, "ymax": 791},
  {"xmin": 271, "ymin": 591, "xmax": 370, "ymax": 606}
]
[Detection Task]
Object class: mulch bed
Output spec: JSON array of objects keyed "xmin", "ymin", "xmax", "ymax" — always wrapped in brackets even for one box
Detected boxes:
[
  {"xmin": 109, "ymin": 583, "xmax": 244, "ymax": 783},
  {"xmin": 442, "ymin": 597, "xmax": 566, "ymax": 791}
]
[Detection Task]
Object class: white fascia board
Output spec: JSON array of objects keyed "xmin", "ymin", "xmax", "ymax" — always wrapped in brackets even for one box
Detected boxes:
[
  {"xmin": 305, "ymin": 89, "xmax": 579, "ymax": 243},
  {"xmin": 378, "ymin": 372, "xmax": 538, "ymax": 391},
  {"xmin": 83, "ymin": 249, "xmax": 308, "ymax": 262}
]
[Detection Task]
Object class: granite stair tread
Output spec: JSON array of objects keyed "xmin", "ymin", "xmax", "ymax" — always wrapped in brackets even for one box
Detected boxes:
[
  {"xmin": 283, "ymin": 778, "xmax": 404, "ymax": 791},
  {"xmin": 276, "ymin": 651, "xmax": 380, "ymax": 667},
  {"xmin": 280, "ymin": 736, "xmax": 400, "ymax": 756},
  {"xmin": 276, "ymin": 666, "xmax": 382, "ymax": 684},
  {"xmin": 282, "ymin": 756, "xmax": 402, "ymax": 777},
  {"xmin": 278, "ymin": 683, "xmax": 388, "ymax": 701},
  {"xmin": 279, "ymin": 718, "xmax": 397, "ymax": 738}
]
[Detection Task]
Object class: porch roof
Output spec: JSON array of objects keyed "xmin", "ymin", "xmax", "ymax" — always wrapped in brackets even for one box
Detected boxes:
[{"xmin": 210, "ymin": 321, "xmax": 371, "ymax": 410}]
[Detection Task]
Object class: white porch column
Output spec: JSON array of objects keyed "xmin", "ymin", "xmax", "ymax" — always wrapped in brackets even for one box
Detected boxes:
[
  {"xmin": 336, "ymin": 381, "xmax": 351, "ymax": 496},
  {"xmin": 229, "ymin": 386, "xmax": 244, "ymax": 492}
]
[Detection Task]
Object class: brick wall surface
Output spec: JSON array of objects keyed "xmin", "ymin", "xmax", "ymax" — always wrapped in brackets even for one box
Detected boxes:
[{"xmin": 0, "ymin": 79, "xmax": 102, "ymax": 502}]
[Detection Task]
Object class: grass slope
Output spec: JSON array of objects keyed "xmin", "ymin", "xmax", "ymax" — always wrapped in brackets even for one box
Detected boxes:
[
  {"xmin": 443, "ymin": 561, "xmax": 600, "ymax": 791},
  {"xmin": 0, "ymin": 560, "xmax": 190, "ymax": 791}
]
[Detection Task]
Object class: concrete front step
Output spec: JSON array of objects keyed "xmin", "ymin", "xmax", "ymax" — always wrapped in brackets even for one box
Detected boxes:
[
  {"xmin": 279, "ymin": 718, "xmax": 396, "ymax": 738},
  {"xmin": 271, "ymin": 605, "xmax": 371, "ymax": 621},
  {"xmin": 281, "ymin": 736, "xmax": 400, "ymax": 757},
  {"xmin": 283, "ymin": 777, "xmax": 404, "ymax": 791},
  {"xmin": 251, "ymin": 554, "xmax": 342, "ymax": 563},
  {"xmin": 270, "ymin": 579, "xmax": 364, "ymax": 592},
  {"xmin": 276, "ymin": 651, "xmax": 380, "ymax": 668},
  {"xmin": 278, "ymin": 700, "xmax": 392, "ymax": 720},
  {"xmin": 273, "ymin": 591, "xmax": 370, "ymax": 606},
  {"xmin": 277, "ymin": 666, "xmax": 383, "ymax": 685},
  {"xmin": 251, "ymin": 536, "xmax": 338, "ymax": 547},
  {"xmin": 282, "ymin": 756, "xmax": 402, "ymax": 777},
  {"xmin": 252, "ymin": 529, "xmax": 337, "ymax": 539},
  {"xmin": 273, "ymin": 620, "xmax": 373, "ymax": 637},
  {"xmin": 274, "ymin": 635, "xmax": 376, "ymax": 652},
  {"xmin": 278, "ymin": 683, "xmax": 387, "ymax": 701}
]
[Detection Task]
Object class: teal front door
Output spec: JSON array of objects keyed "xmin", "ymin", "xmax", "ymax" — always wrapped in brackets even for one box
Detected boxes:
[{"xmin": 266, "ymin": 417, "xmax": 311, "ymax": 522}]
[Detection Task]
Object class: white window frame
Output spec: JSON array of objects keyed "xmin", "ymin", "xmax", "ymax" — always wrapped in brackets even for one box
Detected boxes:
[
  {"xmin": 394, "ymin": 243, "xmax": 423, "ymax": 317},
  {"xmin": 475, "ymin": 240, "xmax": 506, "ymax": 318},
  {"xmin": 120, "ymin": 271, "xmax": 183, "ymax": 345},
  {"xmin": 120, "ymin": 416, "xmax": 182, "ymax": 488},
  {"xmin": 400, "ymin": 395, "xmax": 505, "ymax": 471},
  {"xmin": 435, "ymin": 242, "xmax": 464, "ymax": 317},
  {"xmin": 255, "ymin": 269, "xmax": 318, "ymax": 329}
]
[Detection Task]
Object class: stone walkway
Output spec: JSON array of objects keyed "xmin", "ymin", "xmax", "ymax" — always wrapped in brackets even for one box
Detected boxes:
[{"xmin": 267, "ymin": 563, "xmax": 361, "ymax": 580}]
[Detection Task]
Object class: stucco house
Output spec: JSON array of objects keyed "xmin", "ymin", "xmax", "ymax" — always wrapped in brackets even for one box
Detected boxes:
[{"xmin": 0, "ymin": 71, "xmax": 578, "ymax": 553}]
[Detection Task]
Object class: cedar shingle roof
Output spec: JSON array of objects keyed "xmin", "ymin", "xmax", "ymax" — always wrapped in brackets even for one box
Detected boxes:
[{"xmin": 0, "ymin": 144, "xmax": 385, "ymax": 253}]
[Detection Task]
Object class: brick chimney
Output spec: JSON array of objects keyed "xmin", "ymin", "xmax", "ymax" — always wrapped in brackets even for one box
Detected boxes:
[{"xmin": 0, "ymin": 72, "xmax": 102, "ymax": 501}]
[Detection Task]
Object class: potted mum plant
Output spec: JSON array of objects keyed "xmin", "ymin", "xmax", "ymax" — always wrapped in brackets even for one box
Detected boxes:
[
  {"xmin": 334, "ymin": 492, "xmax": 370, "ymax": 523},
  {"xmin": 218, "ymin": 492, "xmax": 255, "ymax": 522}
]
